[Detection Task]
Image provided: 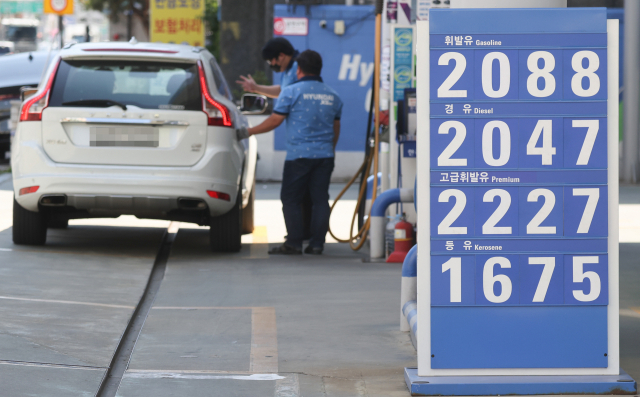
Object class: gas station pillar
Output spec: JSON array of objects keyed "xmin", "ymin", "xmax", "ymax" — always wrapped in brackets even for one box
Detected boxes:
[{"xmin": 622, "ymin": 0, "xmax": 640, "ymax": 183}]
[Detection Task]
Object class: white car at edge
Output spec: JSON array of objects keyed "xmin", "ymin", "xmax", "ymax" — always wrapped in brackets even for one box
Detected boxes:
[{"xmin": 11, "ymin": 41, "xmax": 262, "ymax": 252}]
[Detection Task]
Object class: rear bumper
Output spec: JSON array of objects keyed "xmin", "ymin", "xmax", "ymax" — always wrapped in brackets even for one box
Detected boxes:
[
  {"xmin": 15, "ymin": 172, "xmax": 237, "ymax": 218},
  {"xmin": 12, "ymin": 138, "xmax": 241, "ymax": 217},
  {"xmin": 37, "ymin": 193, "xmax": 212, "ymax": 225},
  {"xmin": 44, "ymin": 193, "xmax": 207, "ymax": 213}
]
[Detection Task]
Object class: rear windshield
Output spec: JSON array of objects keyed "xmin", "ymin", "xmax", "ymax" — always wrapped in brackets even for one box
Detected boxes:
[
  {"xmin": 210, "ymin": 58, "xmax": 233, "ymax": 101},
  {"xmin": 4, "ymin": 26, "xmax": 37, "ymax": 42},
  {"xmin": 49, "ymin": 60, "xmax": 202, "ymax": 111}
]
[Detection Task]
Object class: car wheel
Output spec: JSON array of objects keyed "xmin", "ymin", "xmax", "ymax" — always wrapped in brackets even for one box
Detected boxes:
[
  {"xmin": 13, "ymin": 199, "xmax": 47, "ymax": 245},
  {"xmin": 241, "ymin": 185, "xmax": 255, "ymax": 235},
  {"xmin": 48, "ymin": 217, "xmax": 69, "ymax": 229},
  {"xmin": 209, "ymin": 190, "xmax": 242, "ymax": 252}
]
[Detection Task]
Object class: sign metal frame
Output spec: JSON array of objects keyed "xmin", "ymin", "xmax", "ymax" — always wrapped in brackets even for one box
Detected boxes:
[{"xmin": 416, "ymin": 14, "xmax": 619, "ymax": 377}]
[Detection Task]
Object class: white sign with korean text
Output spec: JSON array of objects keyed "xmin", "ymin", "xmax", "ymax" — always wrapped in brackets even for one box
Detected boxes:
[{"xmin": 273, "ymin": 17, "xmax": 309, "ymax": 36}]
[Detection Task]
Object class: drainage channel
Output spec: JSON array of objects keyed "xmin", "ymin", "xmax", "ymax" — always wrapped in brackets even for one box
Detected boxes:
[{"xmin": 96, "ymin": 221, "xmax": 180, "ymax": 397}]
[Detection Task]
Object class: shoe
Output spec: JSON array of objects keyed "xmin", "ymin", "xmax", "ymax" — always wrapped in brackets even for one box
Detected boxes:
[
  {"xmin": 269, "ymin": 244, "xmax": 302, "ymax": 255},
  {"xmin": 304, "ymin": 246, "xmax": 323, "ymax": 255}
]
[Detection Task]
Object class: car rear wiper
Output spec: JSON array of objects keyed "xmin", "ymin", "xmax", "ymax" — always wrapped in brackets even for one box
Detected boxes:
[{"xmin": 62, "ymin": 99, "xmax": 128, "ymax": 111}]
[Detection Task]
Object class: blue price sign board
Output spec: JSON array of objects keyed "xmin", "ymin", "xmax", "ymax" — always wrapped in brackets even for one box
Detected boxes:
[{"xmin": 416, "ymin": 9, "xmax": 619, "ymax": 376}]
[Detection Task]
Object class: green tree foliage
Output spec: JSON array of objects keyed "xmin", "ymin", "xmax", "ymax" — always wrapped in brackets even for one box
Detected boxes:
[{"xmin": 203, "ymin": 0, "xmax": 219, "ymax": 58}]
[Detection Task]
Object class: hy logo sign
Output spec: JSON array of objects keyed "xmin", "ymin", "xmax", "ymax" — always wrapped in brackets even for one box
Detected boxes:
[{"xmin": 338, "ymin": 54, "xmax": 374, "ymax": 87}]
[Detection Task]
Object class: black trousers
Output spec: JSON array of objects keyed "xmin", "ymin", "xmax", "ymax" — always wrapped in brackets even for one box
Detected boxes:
[
  {"xmin": 302, "ymin": 190, "xmax": 313, "ymax": 240},
  {"xmin": 281, "ymin": 157, "xmax": 335, "ymax": 249}
]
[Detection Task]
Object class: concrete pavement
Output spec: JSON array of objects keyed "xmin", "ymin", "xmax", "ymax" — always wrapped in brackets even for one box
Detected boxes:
[
  {"xmin": 116, "ymin": 231, "xmax": 415, "ymax": 396},
  {"xmin": 0, "ymin": 172, "xmax": 639, "ymax": 395},
  {"xmin": 0, "ymin": 173, "xmax": 161, "ymax": 395}
]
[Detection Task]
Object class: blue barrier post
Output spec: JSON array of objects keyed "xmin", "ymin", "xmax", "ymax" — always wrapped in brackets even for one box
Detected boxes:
[
  {"xmin": 400, "ymin": 245, "xmax": 417, "ymax": 332},
  {"xmin": 370, "ymin": 187, "xmax": 413, "ymax": 259}
]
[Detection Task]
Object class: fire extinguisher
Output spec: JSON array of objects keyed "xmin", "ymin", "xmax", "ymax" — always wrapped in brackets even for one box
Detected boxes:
[{"xmin": 387, "ymin": 214, "xmax": 414, "ymax": 263}]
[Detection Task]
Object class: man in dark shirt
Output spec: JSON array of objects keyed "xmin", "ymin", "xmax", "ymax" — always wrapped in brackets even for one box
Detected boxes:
[{"xmin": 247, "ymin": 50, "xmax": 343, "ymax": 255}]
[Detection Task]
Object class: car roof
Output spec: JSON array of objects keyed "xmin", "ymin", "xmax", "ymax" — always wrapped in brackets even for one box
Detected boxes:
[
  {"xmin": 59, "ymin": 41, "xmax": 205, "ymax": 62},
  {"xmin": 0, "ymin": 50, "xmax": 57, "ymax": 89}
]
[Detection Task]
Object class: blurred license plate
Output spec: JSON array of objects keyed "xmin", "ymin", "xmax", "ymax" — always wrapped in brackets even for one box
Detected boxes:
[{"xmin": 90, "ymin": 126, "xmax": 159, "ymax": 147}]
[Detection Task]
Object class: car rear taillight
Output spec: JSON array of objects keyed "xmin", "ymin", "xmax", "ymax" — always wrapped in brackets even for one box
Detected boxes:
[
  {"xmin": 19, "ymin": 186, "xmax": 39, "ymax": 196},
  {"xmin": 207, "ymin": 190, "xmax": 231, "ymax": 201},
  {"xmin": 197, "ymin": 61, "xmax": 232, "ymax": 127},
  {"xmin": 20, "ymin": 59, "xmax": 61, "ymax": 122}
]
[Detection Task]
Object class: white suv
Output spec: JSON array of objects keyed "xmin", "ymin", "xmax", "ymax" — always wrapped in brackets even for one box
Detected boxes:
[{"xmin": 11, "ymin": 42, "xmax": 259, "ymax": 252}]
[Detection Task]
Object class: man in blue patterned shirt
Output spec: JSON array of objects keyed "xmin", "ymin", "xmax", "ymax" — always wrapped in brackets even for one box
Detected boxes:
[
  {"xmin": 237, "ymin": 37, "xmax": 313, "ymax": 240},
  {"xmin": 248, "ymin": 50, "xmax": 343, "ymax": 255}
]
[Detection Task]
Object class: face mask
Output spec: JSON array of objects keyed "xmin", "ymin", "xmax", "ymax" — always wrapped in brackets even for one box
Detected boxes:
[{"xmin": 269, "ymin": 63, "xmax": 281, "ymax": 72}]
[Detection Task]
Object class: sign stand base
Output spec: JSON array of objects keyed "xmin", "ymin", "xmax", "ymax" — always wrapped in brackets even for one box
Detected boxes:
[{"xmin": 404, "ymin": 368, "xmax": 637, "ymax": 396}]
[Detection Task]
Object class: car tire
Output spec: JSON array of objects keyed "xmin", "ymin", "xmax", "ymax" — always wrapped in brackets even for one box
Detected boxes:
[
  {"xmin": 209, "ymin": 190, "xmax": 242, "ymax": 252},
  {"xmin": 241, "ymin": 185, "xmax": 255, "ymax": 235},
  {"xmin": 48, "ymin": 217, "xmax": 69, "ymax": 229},
  {"xmin": 13, "ymin": 199, "xmax": 47, "ymax": 245}
]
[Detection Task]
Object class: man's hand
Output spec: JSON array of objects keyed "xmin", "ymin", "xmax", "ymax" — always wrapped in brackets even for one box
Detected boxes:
[
  {"xmin": 236, "ymin": 74, "xmax": 258, "ymax": 93},
  {"xmin": 236, "ymin": 75, "xmax": 281, "ymax": 98},
  {"xmin": 247, "ymin": 113, "xmax": 286, "ymax": 136},
  {"xmin": 236, "ymin": 126, "xmax": 249, "ymax": 141}
]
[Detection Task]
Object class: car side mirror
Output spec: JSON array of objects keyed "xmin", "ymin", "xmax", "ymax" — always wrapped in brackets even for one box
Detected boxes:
[
  {"xmin": 239, "ymin": 93, "xmax": 269, "ymax": 115},
  {"xmin": 20, "ymin": 86, "xmax": 38, "ymax": 101}
]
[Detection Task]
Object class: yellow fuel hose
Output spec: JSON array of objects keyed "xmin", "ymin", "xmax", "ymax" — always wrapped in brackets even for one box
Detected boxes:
[{"xmin": 328, "ymin": 11, "xmax": 382, "ymax": 251}]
